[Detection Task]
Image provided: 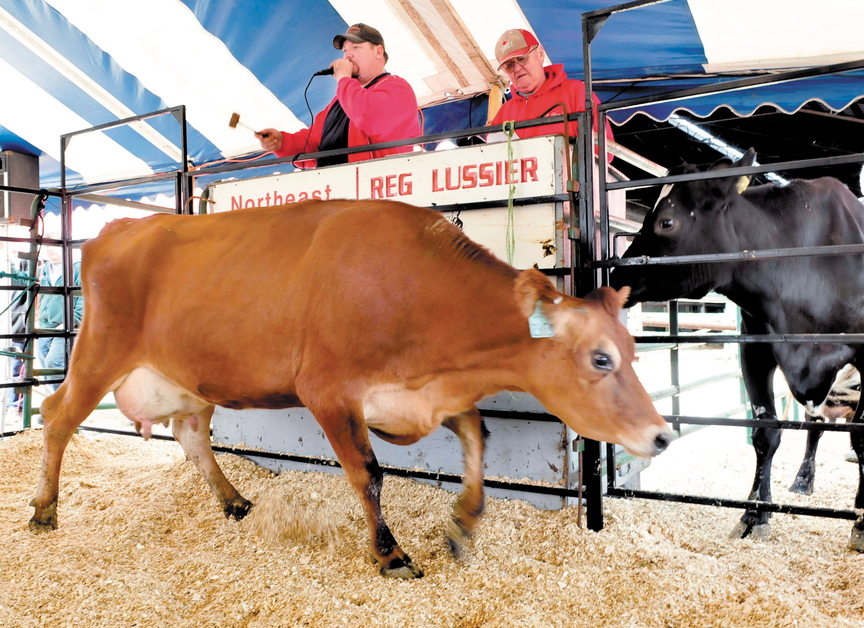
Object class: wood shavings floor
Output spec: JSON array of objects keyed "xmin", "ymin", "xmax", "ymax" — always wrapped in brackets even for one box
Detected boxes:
[{"xmin": 0, "ymin": 421, "xmax": 862, "ymax": 628}]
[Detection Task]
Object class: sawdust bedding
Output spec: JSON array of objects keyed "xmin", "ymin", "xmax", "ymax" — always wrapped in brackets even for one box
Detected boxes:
[{"xmin": 0, "ymin": 425, "xmax": 862, "ymax": 628}]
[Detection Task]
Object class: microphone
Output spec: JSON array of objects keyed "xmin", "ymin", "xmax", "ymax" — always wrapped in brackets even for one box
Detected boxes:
[{"xmin": 312, "ymin": 67, "xmax": 334, "ymax": 77}]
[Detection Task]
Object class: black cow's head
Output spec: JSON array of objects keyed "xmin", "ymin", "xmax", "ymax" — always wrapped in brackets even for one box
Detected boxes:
[{"xmin": 610, "ymin": 148, "xmax": 756, "ymax": 306}]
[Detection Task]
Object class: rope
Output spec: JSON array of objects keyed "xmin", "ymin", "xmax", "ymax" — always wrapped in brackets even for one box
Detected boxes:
[
  {"xmin": 0, "ymin": 349, "xmax": 34, "ymax": 360},
  {"xmin": 0, "ymin": 270, "xmax": 37, "ymax": 285},
  {"xmin": 0, "ymin": 270, "xmax": 38, "ymax": 321},
  {"xmin": 503, "ymin": 120, "xmax": 517, "ymax": 266}
]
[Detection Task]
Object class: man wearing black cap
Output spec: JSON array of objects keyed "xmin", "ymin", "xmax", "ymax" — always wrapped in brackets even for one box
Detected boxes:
[{"xmin": 257, "ymin": 23, "xmax": 420, "ymax": 167}]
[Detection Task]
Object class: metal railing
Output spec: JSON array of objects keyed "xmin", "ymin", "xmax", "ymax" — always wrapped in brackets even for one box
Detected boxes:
[{"xmin": 580, "ymin": 0, "xmax": 864, "ymax": 533}]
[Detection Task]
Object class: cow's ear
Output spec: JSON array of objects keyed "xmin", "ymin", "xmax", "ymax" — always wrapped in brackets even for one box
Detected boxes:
[
  {"xmin": 710, "ymin": 147, "xmax": 755, "ymax": 197},
  {"xmin": 582, "ymin": 286, "xmax": 629, "ymax": 317},
  {"xmin": 734, "ymin": 147, "xmax": 757, "ymax": 169},
  {"xmin": 731, "ymin": 148, "xmax": 756, "ymax": 195},
  {"xmin": 514, "ymin": 268, "xmax": 561, "ymax": 317},
  {"xmin": 613, "ymin": 286, "xmax": 631, "ymax": 311}
]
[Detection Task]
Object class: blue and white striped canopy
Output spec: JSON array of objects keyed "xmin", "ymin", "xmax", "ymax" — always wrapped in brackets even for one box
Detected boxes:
[{"xmin": 1, "ymin": 0, "xmax": 863, "ymax": 191}]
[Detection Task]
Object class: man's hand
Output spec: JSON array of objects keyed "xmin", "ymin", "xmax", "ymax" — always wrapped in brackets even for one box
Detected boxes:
[
  {"xmin": 331, "ymin": 58, "xmax": 355, "ymax": 81},
  {"xmin": 256, "ymin": 129, "xmax": 282, "ymax": 153}
]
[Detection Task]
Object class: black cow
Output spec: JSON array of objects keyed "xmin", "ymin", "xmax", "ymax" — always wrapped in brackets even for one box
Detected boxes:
[{"xmin": 610, "ymin": 148, "xmax": 864, "ymax": 550}]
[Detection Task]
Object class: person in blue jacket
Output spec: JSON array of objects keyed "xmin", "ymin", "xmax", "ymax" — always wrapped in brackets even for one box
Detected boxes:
[{"xmin": 36, "ymin": 239, "xmax": 83, "ymax": 392}]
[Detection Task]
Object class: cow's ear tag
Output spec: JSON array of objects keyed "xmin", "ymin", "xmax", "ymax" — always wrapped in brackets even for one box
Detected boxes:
[{"xmin": 528, "ymin": 300, "xmax": 556, "ymax": 338}]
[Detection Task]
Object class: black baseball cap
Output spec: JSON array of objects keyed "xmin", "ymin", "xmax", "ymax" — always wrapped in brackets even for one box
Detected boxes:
[{"xmin": 333, "ymin": 23, "xmax": 385, "ymax": 50}]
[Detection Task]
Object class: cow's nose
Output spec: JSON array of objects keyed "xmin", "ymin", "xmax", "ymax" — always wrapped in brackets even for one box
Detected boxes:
[{"xmin": 654, "ymin": 432, "xmax": 672, "ymax": 455}]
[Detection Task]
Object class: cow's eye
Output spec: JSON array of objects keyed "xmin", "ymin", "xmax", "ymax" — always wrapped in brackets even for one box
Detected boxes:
[
  {"xmin": 591, "ymin": 351, "xmax": 614, "ymax": 371},
  {"xmin": 653, "ymin": 208, "xmax": 681, "ymax": 236}
]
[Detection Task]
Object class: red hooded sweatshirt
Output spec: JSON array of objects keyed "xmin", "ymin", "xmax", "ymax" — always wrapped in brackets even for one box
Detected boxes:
[
  {"xmin": 491, "ymin": 64, "xmax": 615, "ymax": 158},
  {"xmin": 275, "ymin": 73, "xmax": 420, "ymax": 165}
]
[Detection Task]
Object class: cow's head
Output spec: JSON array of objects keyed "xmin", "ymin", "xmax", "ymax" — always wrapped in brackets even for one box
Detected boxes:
[
  {"xmin": 514, "ymin": 270, "xmax": 672, "ymax": 458},
  {"xmin": 610, "ymin": 148, "xmax": 756, "ymax": 305}
]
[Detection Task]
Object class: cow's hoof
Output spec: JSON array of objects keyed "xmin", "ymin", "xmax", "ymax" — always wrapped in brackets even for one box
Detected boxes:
[
  {"xmin": 28, "ymin": 517, "xmax": 57, "ymax": 534},
  {"xmin": 380, "ymin": 556, "xmax": 424, "ymax": 579},
  {"xmin": 224, "ymin": 497, "xmax": 253, "ymax": 520},
  {"xmin": 28, "ymin": 501, "xmax": 58, "ymax": 533},
  {"xmin": 788, "ymin": 478, "xmax": 814, "ymax": 495},
  {"xmin": 446, "ymin": 519, "xmax": 471, "ymax": 558},
  {"xmin": 729, "ymin": 521, "xmax": 771, "ymax": 541},
  {"xmin": 850, "ymin": 525, "xmax": 864, "ymax": 552}
]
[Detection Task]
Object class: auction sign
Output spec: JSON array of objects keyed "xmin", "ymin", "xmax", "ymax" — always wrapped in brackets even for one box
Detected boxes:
[{"xmin": 206, "ymin": 136, "xmax": 567, "ymax": 211}]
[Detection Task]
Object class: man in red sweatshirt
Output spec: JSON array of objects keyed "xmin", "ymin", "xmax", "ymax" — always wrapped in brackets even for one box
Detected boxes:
[
  {"xmin": 257, "ymin": 23, "xmax": 420, "ymax": 167},
  {"xmin": 490, "ymin": 28, "xmax": 614, "ymax": 150}
]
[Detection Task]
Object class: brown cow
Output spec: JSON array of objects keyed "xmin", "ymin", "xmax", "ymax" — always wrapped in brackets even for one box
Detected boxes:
[{"xmin": 30, "ymin": 199, "xmax": 671, "ymax": 578}]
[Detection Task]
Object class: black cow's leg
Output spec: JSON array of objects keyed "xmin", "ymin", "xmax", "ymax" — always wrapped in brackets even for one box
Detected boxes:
[
  {"xmin": 849, "ymin": 389, "xmax": 864, "ymax": 552},
  {"xmin": 442, "ymin": 408, "xmax": 488, "ymax": 557},
  {"xmin": 312, "ymin": 403, "xmax": 423, "ymax": 579},
  {"xmin": 789, "ymin": 417, "xmax": 823, "ymax": 495},
  {"xmin": 731, "ymin": 328, "xmax": 781, "ymax": 540}
]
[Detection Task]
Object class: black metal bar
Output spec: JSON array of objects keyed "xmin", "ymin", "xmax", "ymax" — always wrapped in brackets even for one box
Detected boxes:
[
  {"xmin": 186, "ymin": 114, "xmax": 584, "ymax": 179},
  {"xmin": 574, "ymin": 123, "xmax": 592, "ymax": 296},
  {"xmin": 0, "ymin": 183, "xmax": 60, "ymax": 198},
  {"xmin": 604, "ymin": 441, "xmax": 616, "ymax": 495},
  {"xmin": 0, "ymin": 331, "xmax": 60, "ymax": 340},
  {"xmin": 0, "ymin": 380, "xmax": 37, "ymax": 391},
  {"xmin": 583, "ymin": 438, "xmax": 605, "ymax": 530},
  {"xmin": 72, "ymin": 426, "xmax": 583, "ymax": 500},
  {"xmin": 174, "ymin": 171, "xmax": 183, "ymax": 215},
  {"xmin": 537, "ymin": 267, "xmax": 572, "ymax": 277},
  {"xmin": 237, "ymin": 117, "xmax": 555, "ymax": 166},
  {"xmin": 633, "ymin": 333, "xmax": 864, "ymax": 344},
  {"xmin": 59, "ymin": 171, "xmax": 181, "ymax": 197},
  {"xmin": 606, "ymin": 153, "xmax": 864, "ymax": 192},
  {"xmin": 665, "ymin": 415, "xmax": 864, "ymax": 432},
  {"xmin": 37, "ymin": 285, "xmax": 82, "ymax": 295},
  {"xmin": 579, "ymin": 10, "xmax": 606, "ymax": 533},
  {"xmin": 608, "ymin": 487, "xmax": 860, "ymax": 521},
  {"xmin": 600, "ymin": 243, "xmax": 864, "ymax": 268},
  {"xmin": 178, "ymin": 105, "xmax": 190, "ymax": 215},
  {"xmin": 477, "ymin": 408, "xmax": 560, "ymax": 423},
  {"xmin": 427, "ymin": 194, "xmax": 570, "ymax": 212},
  {"xmin": 61, "ymin": 105, "xmax": 187, "ymax": 139},
  {"xmin": 598, "ymin": 110, "xmax": 613, "ymax": 286}
]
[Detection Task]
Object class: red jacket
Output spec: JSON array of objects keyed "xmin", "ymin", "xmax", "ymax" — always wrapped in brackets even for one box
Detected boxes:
[
  {"xmin": 275, "ymin": 74, "xmax": 420, "ymax": 165},
  {"xmin": 491, "ymin": 64, "xmax": 615, "ymax": 154}
]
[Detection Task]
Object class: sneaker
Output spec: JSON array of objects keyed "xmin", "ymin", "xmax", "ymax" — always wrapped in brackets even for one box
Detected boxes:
[{"xmin": 846, "ymin": 448, "xmax": 859, "ymax": 463}]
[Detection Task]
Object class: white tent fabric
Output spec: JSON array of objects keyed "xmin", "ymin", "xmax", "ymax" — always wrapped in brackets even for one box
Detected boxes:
[{"xmin": 0, "ymin": 0, "xmax": 862, "ymax": 191}]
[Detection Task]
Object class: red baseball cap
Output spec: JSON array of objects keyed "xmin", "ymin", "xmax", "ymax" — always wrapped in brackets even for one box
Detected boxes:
[{"xmin": 495, "ymin": 29, "xmax": 540, "ymax": 69}]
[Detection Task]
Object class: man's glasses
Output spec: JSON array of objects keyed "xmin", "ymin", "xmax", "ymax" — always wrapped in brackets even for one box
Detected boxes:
[{"xmin": 499, "ymin": 46, "xmax": 537, "ymax": 74}]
